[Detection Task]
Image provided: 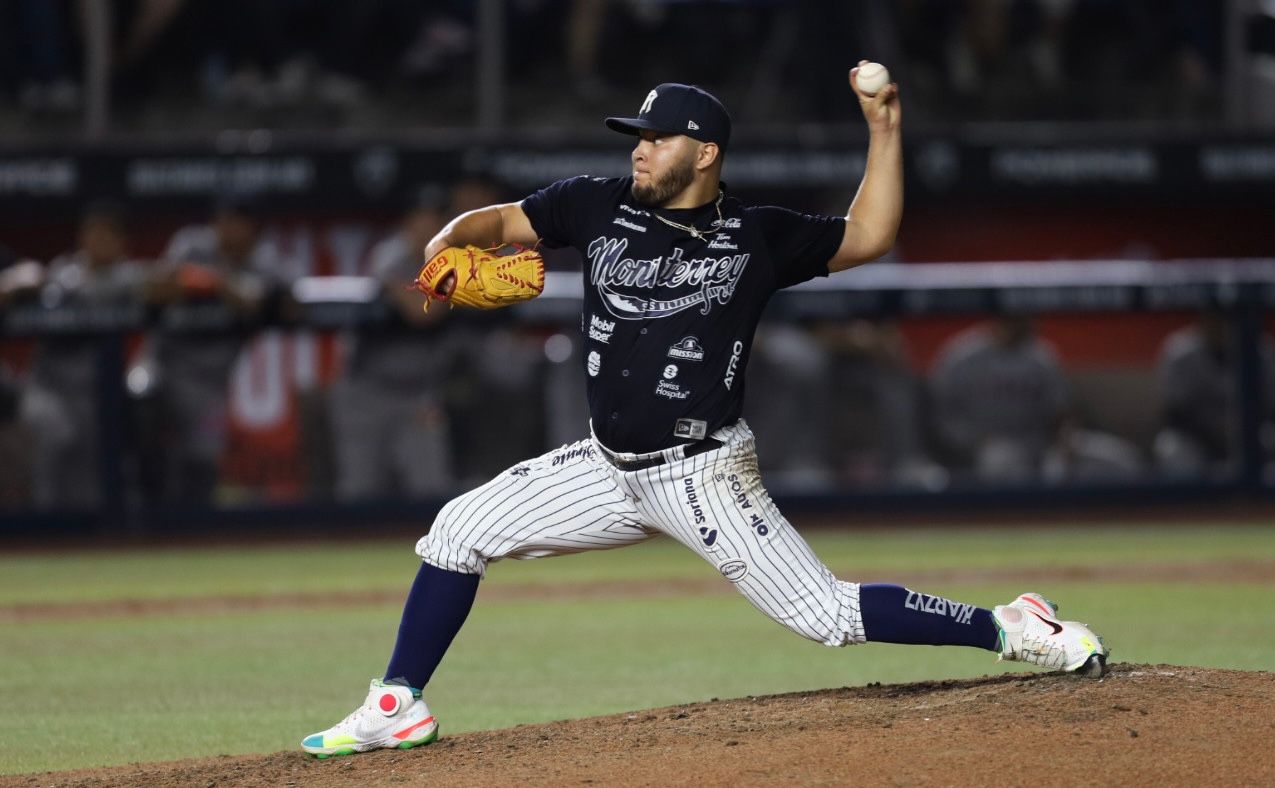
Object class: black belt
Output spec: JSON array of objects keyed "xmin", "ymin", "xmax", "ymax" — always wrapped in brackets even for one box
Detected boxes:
[{"xmin": 599, "ymin": 437, "xmax": 724, "ymax": 472}]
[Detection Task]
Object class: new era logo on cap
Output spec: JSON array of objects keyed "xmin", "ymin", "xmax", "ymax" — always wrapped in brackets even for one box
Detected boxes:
[{"xmin": 605, "ymin": 83, "xmax": 732, "ymax": 150}]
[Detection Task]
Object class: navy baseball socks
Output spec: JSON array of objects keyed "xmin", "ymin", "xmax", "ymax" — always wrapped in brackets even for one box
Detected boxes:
[
  {"xmin": 859, "ymin": 584, "xmax": 1001, "ymax": 649},
  {"xmin": 860, "ymin": 584, "xmax": 1108, "ymax": 676},
  {"xmin": 385, "ymin": 561, "xmax": 481, "ymax": 689},
  {"xmin": 302, "ymin": 562, "xmax": 479, "ymax": 757}
]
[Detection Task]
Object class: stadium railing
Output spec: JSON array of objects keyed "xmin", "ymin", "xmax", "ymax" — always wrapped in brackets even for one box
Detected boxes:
[{"xmin": 1, "ymin": 258, "xmax": 1271, "ymax": 535}]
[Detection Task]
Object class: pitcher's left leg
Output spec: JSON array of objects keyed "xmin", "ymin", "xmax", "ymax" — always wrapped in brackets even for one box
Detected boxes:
[
  {"xmin": 630, "ymin": 437, "xmax": 1107, "ymax": 675},
  {"xmin": 629, "ymin": 448, "xmax": 865, "ymax": 646}
]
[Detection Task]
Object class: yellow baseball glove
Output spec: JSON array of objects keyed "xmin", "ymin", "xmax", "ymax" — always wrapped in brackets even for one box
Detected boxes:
[{"xmin": 413, "ymin": 244, "xmax": 545, "ymax": 311}]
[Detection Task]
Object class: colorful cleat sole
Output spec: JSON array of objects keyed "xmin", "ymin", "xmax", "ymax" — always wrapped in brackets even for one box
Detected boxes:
[
  {"xmin": 399, "ymin": 728, "xmax": 438, "ymax": 749},
  {"xmin": 307, "ymin": 726, "xmax": 438, "ymax": 759}
]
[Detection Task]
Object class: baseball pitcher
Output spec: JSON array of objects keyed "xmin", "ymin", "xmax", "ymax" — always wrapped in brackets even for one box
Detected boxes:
[{"xmin": 302, "ymin": 64, "xmax": 1108, "ymax": 758}]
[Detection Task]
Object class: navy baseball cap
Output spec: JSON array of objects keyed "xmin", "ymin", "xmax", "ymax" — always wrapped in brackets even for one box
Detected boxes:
[{"xmin": 605, "ymin": 83, "xmax": 732, "ymax": 151}]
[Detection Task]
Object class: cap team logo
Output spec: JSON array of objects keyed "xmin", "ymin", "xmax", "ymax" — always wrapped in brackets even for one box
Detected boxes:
[
  {"xmin": 663, "ymin": 364, "xmax": 678, "ymax": 380},
  {"xmin": 639, "ymin": 89, "xmax": 658, "ymax": 115},
  {"xmin": 587, "ymin": 350, "xmax": 601, "ymax": 376}
]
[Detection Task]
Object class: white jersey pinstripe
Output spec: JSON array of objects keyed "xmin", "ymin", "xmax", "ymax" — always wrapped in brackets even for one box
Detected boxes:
[{"xmin": 417, "ymin": 419, "xmax": 865, "ymax": 647}]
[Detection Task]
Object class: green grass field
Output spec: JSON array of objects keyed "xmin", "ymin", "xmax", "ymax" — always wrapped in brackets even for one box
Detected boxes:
[{"xmin": 1, "ymin": 523, "xmax": 1273, "ymax": 776}]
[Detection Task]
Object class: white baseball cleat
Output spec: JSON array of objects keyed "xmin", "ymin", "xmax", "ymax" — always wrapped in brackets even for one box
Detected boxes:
[
  {"xmin": 302, "ymin": 679, "xmax": 439, "ymax": 758},
  {"xmin": 1007, "ymin": 592, "xmax": 1059, "ymax": 619},
  {"xmin": 993, "ymin": 593, "xmax": 1109, "ymax": 678}
]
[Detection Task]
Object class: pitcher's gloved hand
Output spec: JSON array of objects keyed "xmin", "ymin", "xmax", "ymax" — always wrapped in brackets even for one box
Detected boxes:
[{"xmin": 413, "ymin": 244, "xmax": 545, "ymax": 311}]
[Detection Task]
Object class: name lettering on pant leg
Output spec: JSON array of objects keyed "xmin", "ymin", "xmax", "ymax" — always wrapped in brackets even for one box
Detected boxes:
[
  {"xmin": 683, "ymin": 477, "xmax": 706, "ymax": 525},
  {"xmin": 724, "ymin": 473, "xmax": 752, "ymax": 509},
  {"xmin": 551, "ymin": 445, "xmax": 596, "ymax": 466},
  {"xmin": 716, "ymin": 473, "xmax": 770, "ymax": 538},
  {"xmin": 746, "ymin": 512, "xmax": 769, "ymax": 537},
  {"xmin": 903, "ymin": 590, "xmax": 976, "ymax": 625}
]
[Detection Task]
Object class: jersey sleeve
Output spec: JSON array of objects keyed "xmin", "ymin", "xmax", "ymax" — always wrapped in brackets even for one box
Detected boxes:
[
  {"xmin": 520, "ymin": 175, "xmax": 605, "ymax": 250},
  {"xmin": 749, "ymin": 206, "xmax": 846, "ymax": 290}
]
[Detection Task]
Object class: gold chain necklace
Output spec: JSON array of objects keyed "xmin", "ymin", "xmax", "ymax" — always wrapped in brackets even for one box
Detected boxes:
[{"xmin": 650, "ymin": 190, "xmax": 725, "ymax": 240}]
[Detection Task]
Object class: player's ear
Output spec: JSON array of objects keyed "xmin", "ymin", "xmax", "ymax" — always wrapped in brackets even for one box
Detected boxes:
[{"xmin": 696, "ymin": 142, "xmax": 721, "ymax": 172}]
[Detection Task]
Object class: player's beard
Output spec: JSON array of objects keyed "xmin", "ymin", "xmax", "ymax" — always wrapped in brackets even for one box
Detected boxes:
[{"xmin": 631, "ymin": 157, "xmax": 696, "ymax": 207}]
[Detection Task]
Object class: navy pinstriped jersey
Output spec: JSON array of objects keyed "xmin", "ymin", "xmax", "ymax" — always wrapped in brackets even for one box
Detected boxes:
[{"xmin": 522, "ymin": 176, "xmax": 845, "ymax": 453}]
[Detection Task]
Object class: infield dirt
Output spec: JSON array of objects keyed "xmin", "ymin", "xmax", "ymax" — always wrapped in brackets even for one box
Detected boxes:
[{"xmin": 7, "ymin": 663, "xmax": 1272, "ymax": 787}]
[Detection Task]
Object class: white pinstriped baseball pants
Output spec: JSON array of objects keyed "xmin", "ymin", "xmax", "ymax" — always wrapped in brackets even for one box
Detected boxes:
[{"xmin": 416, "ymin": 420, "xmax": 865, "ymax": 647}]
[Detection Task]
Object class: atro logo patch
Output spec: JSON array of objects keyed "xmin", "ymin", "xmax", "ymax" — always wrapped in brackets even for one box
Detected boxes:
[
  {"xmin": 663, "ymin": 364, "xmax": 678, "ymax": 380},
  {"xmin": 587, "ymin": 350, "xmax": 601, "ymax": 376},
  {"xmin": 699, "ymin": 526, "xmax": 718, "ymax": 547},
  {"xmin": 723, "ymin": 340, "xmax": 744, "ymax": 389}
]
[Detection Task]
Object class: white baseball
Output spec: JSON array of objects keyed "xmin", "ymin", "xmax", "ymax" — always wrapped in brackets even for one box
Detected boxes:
[{"xmin": 855, "ymin": 62, "xmax": 890, "ymax": 96}]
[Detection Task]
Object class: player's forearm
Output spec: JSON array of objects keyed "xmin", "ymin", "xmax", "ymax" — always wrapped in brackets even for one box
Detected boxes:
[
  {"xmin": 844, "ymin": 126, "xmax": 903, "ymax": 259},
  {"xmin": 424, "ymin": 206, "xmax": 506, "ymax": 259}
]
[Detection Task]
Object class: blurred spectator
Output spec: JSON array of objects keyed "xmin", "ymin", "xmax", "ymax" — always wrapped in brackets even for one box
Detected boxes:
[
  {"xmin": 0, "ymin": 243, "xmax": 43, "ymax": 305},
  {"xmin": 811, "ymin": 319, "xmax": 946, "ymax": 490},
  {"xmin": 946, "ymin": 0, "xmax": 1074, "ymax": 95},
  {"xmin": 140, "ymin": 194, "xmax": 288, "ymax": 503},
  {"xmin": 328, "ymin": 186, "xmax": 459, "ymax": 501},
  {"xmin": 447, "ymin": 174, "xmax": 507, "ymax": 218},
  {"xmin": 929, "ymin": 316, "xmax": 1068, "ymax": 482},
  {"xmin": 745, "ymin": 323, "xmax": 834, "ymax": 490},
  {"xmin": 451, "ymin": 322, "xmax": 546, "ymax": 484},
  {"xmin": 564, "ymin": 0, "xmax": 611, "ymax": 103},
  {"xmin": 1124, "ymin": 0, "xmax": 1224, "ymax": 118},
  {"xmin": 1042, "ymin": 410, "xmax": 1145, "ymax": 484},
  {"xmin": 439, "ymin": 175, "xmax": 548, "ymax": 482},
  {"xmin": 1152, "ymin": 310, "xmax": 1275, "ymax": 478},
  {"xmin": 0, "ymin": 360, "xmax": 32, "ymax": 507},
  {"xmin": 0, "ymin": 0, "xmax": 80, "ymax": 111},
  {"xmin": 1, "ymin": 0, "xmax": 1236, "ymax": 134},
  {"xmin": 185, "ymin": 0, "xmax": 442, "ymax": 109},
  {"xmin": 541, "ymin": 329, "xmax": 590, "ymax": 449},
  {"xmin": 399, "ymin": 2, "xmax": 472, "ymax": 78},
  {"xmin": 18, "ymin": 203, "xmax": 146, "ymax": 508}
]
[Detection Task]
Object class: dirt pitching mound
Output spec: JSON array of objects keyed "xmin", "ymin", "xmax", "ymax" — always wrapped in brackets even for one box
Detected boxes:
[{"xmin": 8, "ymin": 664, "xmax": 1273, "ymax": 787}]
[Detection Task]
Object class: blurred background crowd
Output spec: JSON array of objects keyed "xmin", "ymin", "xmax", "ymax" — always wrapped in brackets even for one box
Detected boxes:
[
  {"xmin": 2, "ymin": 180, "xmax": 1271, "ymax": 512},
  {"xmin": 0, "ymin": 0, "xmax": 1267, "ymax": 134},
  {"xmin": 1, "ymin": 0, "xmax": 1274, "ymax": 522}
]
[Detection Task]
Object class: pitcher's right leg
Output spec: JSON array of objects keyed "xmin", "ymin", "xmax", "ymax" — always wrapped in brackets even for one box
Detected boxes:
[
  {"xmin": 416, "ymin": 439, "xmax": 651, "ymax": 576},
  {"xmin": 304, "ymin": 440, "xmax": 651, "ymax": 758}
]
